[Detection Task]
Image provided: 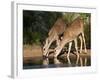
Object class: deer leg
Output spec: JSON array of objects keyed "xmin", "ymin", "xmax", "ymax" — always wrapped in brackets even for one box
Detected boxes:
[
  {"xmin": 79, "ymin": 36, "xmax": 83, "ymax": 53},
  {"xmin": 54, "ymin": 40, "xmax": 66, "ymax": 58},
  {"xmin": 46, "ymin": 39, "xmax": 54, "ymax": 56},
  {"xmin": 79, "ymin": 35, "xmax": 83, "ymax": 66},
  {"xmin": 43, "ymin": 38, "xmax": 48, "ymax": 50},
  {"xmin": 82, "ymin": 32, "xmax": 87, "ymax": 53},
  {"xmin": 82, "ymin": 33, "xmax": 87, "ymax": 66},
  {"xmin": 43, "ymin": 38, "xmax": 49, "ymax": 56},
  {"xmin": 74, "ymin": 39, "xmax": 79, "ymax": 65},
  {"xmin": 67, "ymin": 42, "xmax": 72, "ymax": 64},
  {"xmin": 43, "ymin": 38, "xmax": 54, "ymax": 57},
  {"xmin": 43, "ymin": 50, "xmax": 48, "ymax": 57},
  {"xmin": 54, "ymin": 46, "xmax": 61, "ymax": 58},
  {"xmin": 46, "ymin": 51, "xmax": 49, "ymax": 57},
  {"xmin": 56, "ymin": 36, "xmax": 60, "ymax": 46}
]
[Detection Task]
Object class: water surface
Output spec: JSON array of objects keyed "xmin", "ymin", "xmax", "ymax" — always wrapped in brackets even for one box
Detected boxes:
[{"xmin": 23, "ymin": 55, "xmax": 91, "ymax": 69}]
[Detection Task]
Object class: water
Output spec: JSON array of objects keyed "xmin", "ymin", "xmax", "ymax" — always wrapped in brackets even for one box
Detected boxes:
[{"xmin": 23, "ymin": 56, "xmax": 91, "ymax": 69}]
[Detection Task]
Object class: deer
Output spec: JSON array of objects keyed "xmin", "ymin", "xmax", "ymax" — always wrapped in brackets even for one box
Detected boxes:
[
  {"xmin": 43, "ymin": 18, "xmax": 66, "ymax": 57},
  {"xmin": 54, "ymin": 17, "xmax": 87, "ymax": 65}
]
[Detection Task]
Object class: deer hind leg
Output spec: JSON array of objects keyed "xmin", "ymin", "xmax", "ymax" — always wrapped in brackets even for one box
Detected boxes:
[
  {"xmin": 82, "ymin": 32, "xmax": 87, "ymax": 53},
  {"xmin": 67, "ymin": 42, "xmax": 72, "ymax": 65},
  {"xmin": 82, "ymin": 33, "xmax": 87, "ymax": 66},
  {"xmin": 79, "ymin": 35, "xmax": 83, "ymax": 54},
  {"xmin": 74, "ymin": 39, "xmax": 79, "ymax": 65},
  {"xmin": 79, "ymin": 33, "xmax": 87, "ymax": 66}
]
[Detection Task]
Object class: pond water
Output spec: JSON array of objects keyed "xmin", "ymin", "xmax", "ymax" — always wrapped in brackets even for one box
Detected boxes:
[{"xmin": 23, "ymin": 56, "xmax": 91, "ymax": 69}]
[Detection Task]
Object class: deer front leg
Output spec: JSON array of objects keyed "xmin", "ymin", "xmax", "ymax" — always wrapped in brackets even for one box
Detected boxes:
[
  {"xmin": 43, "ymin": 38, "xmax": 49, "ymax": 56},
  {"xmin": 54, "ymin": 40, "xmax": 66, "ymax": 58},
  {"xmin": 56, "ymin": 38, "xmax": 60, "ymax": 46},
  {"xmin": 43, "ymin": 38, "xmax": 48, "ymax": 50},
  {"xmin": 55, "ymin": 35, "xmax": 60, "ymax": 47},
  {"xmin": 43, "ymin": 38, "xmax": 54, "ymax": 57},
  {"xmin": 54, "ymin": 46, "xmax": 61, "ymax": 58}
]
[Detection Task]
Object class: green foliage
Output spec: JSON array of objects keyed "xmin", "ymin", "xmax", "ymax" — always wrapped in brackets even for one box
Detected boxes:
[
  {"xmin": 63, "ymin": 12, "xmax": 80, "ymax": 24},
  {"xmin": 23, "ymin": 10, "xmax": 62, "ymax": 45}
]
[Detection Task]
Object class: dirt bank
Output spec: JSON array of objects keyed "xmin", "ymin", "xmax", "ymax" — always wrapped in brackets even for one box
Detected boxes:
[{"xmin": 23, "ymin": 45, "xmax": 91, "ymax": 58}]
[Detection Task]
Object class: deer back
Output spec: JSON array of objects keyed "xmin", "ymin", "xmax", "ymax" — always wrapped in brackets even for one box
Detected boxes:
[
  {"xmin": 48, "ymin": 18, "xmax": 66, "ymax": 37},
  {"xmin": 63, "ymin": 17, "xmax": 84, "ymax": 39}
]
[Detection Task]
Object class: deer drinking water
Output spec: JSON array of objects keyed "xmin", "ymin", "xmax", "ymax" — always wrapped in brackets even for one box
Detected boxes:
[
  {"xmin": 54, "ymin": 17, "xmax": 87, "ymax": 64},
  {"xmin": 43, "ymin": 18, "xmax": 66, "ymax": 57}
]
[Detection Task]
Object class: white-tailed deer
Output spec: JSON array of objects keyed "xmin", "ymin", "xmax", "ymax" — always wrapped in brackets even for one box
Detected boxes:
[
  {"xmin": 54, "ymin": 17, "xmax": 87, "ymax": 64},
  {"xmin": 43, "ymin": 18, "xmax": 66, "ymax": 57}
]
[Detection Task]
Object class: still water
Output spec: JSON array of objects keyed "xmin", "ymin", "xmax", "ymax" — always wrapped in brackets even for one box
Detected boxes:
[{"xmin": 23, "ymin": 56, "xmax": 91, "ymax": 69}]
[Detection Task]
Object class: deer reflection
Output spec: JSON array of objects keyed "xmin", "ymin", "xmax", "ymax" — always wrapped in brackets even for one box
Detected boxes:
[
  {"xmin": 42, "ymin": 56, "xmax": 80, "ymax": 68},
  {"xmin": 79, "ymin": 57, "xmax": 87, "ymax": 66},
  {"xmin": 42, "ymin": 48, "xmax": 89, "ymax": 68},
  {"xmin": 43, "ymin": 57, "xmax": 49, "ymax": 68},
  {"xmin": 43, "ymin": 57, "xmax": 63, "ymax": 68}
]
